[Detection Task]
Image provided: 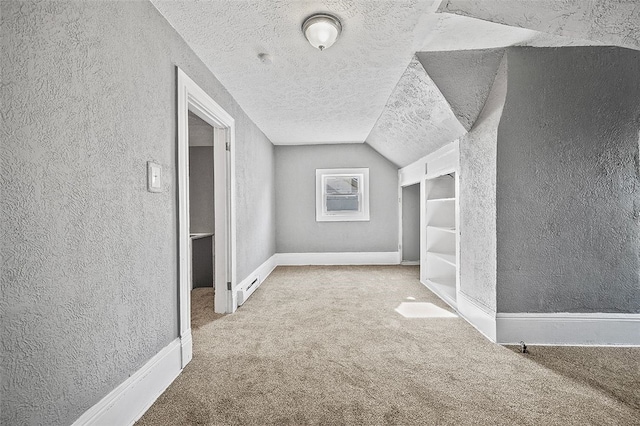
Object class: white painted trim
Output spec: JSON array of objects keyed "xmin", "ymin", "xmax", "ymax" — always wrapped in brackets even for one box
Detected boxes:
[
  {"xmin": 400, "ymin": 260, "xmax": 420, "ymax": 266},
  {"xmin": 496, "ymin": 312, "xmax": 640, "ymax": 346},
  {"xmin": 419, "ymin": 177, "xmax": 426, "ymax": 283},
  {"xmin": 177, "ymin": 68, "xmax": 237, "ymax": 369},
  {"xmin": 420, "ymin": 278, "xmax": 457, "ymax": 310},
  {"xmin": 214, "ymin": 127, "xmax": 231, "ymax": 314},
  {"xmin": 315, "ymin": 168, "xmax": 370, "ymax": 222},
  {"xmin": 276, "ymin": 252, "xmax": 401, "ymax": 266},
  {"xmin": 177, "ymin": 67, "xmax": 238, "ymax": 366},
  {"xmin": 236, "ymin": 254, "xmax": 278, "ymax": 307},
  {"xmin": 398, "ymin": 140, "xmax": 459, "ymax": 187},
  {"xmin": 72, "ymin": 339, "xmax": 182, "ymax": 426},
  {"xmin": 227, "ymin": 125, "xmax": 238, "ymax": 313},
  {"xmin": 180, "ymin": 330, "xmax": 192, "ymax": 366},
  {"xmin": 457, "ymin": 292, "xmax": 496, "ymax": 342},
  {"xmin": 272, "ymin": 140, "xmax": 365, "ymax": 146},
  {"xmin": 397, "ymin": 173, "xmax": 404, "ymax": 263},
  {"xmin": 176, "ymin": 68, "xmax": 191, "ymax": 366}
]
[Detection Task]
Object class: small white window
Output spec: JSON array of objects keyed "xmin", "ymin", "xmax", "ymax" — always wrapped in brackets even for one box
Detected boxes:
[{"xmin": 316, "ymin": 168, "xmax": 370, "ymax": 222}]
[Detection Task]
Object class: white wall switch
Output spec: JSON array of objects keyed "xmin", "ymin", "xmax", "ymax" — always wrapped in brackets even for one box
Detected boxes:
[{"xmin": 147, "ymin": 161, "xmax": 162, "ymax": 193}]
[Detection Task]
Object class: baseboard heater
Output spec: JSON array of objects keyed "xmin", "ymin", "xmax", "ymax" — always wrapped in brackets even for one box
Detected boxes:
[{"xmin": 237, "ymin": 276, "xmax": 260, "ymax": 306}]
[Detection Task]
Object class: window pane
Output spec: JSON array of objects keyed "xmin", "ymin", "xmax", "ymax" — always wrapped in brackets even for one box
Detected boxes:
[
  {"xmin": 316, "ymin": 168, "xmax": 369, "ymax": 222},
  {"xmin": 325, "ymin": 176, "xmax": 359, "ymax": 195},
  {"xmin": 326, "ymin": 194, "xmax": 359, "ymax": 212}
]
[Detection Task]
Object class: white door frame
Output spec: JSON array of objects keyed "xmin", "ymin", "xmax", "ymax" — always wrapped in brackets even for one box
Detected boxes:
[{"xmin": 176, "ymin": 67, "xmax": 237, "ymax": 367}]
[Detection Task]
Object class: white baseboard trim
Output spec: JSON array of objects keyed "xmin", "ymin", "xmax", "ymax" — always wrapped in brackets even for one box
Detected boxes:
[
  {"xmin": 496, "ymin": 312, "xmax": 640, "ymax": 346},
  {"xmin": 276, "ymin": 251, "xmax": 401, "ymax": 266},
  {"xmin": 180, "ymin": 330, "xmax": 192, "ymax": 368},
  {"xmin": 400, "ymin": 260, "xmax": 420, "ymax": 266},
  {"xmin": 457, "ymin": 292, "xmax": 497, "ymax": 342},
  {"xmin": 420, "ymin": 279, "xmax": 457, "ymax": 311},
  {"xmin": 236, "ymin": 254, "xmax": 278, "ymax": 307},
  {"xmin": 236, "ymin": 252, "xmax": 400, "ymax": 307},
  {"xmin": 72, "ymin": 338, "xmax": 182, "ymax": 426}
]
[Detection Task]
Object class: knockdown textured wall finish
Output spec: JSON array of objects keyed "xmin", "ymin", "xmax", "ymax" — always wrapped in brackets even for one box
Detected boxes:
[
  {"xmin": 496, "ymin": 47, "xmax": 640, "ymax": 314},
  {"xmin": 457, "ymin": 55, "xmax": 508, "ymax": 313},
  {"xmin": 0, "ymin": 1, "xmax": 275, "ymax": 424},
  {"xmin": 275, "ymin": 144, "xmax": 398, "ymax": 253}
]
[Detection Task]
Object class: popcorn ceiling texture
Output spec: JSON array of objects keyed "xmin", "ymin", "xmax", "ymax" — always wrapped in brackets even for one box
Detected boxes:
[
  {"xmin": 417, "ymin": 49, "xmax": 505, "ymax": 131},
  {"xmin": 366, "ymin": 57, "xmax": 466, "ymax": 168},
  {"xmin": 496, "ymin": 47, "xmax": 640, "ymax": 313},
  {"xmin": 442, "ymin": 0, "xmax": 640, "ymax": 52},
  {"xmin": 150, "ymin": 0, "xmax": 437, "ymax": 145},
  {"xmin": 457, "ymin": 55, "xmax": 508, "ymax": 313},
  {"xmin": 417, "ymin": 12, "xmax": 606, "ymax": 53},
  {"xmin": 0, "ymin": 1, "xmax": 275, "ymax": 424}
]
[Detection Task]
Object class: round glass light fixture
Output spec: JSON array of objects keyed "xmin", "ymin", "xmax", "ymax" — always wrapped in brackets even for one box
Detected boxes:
[{"xmin": 302, "ymin": 13, "xmax": 342, "ymax": 51}]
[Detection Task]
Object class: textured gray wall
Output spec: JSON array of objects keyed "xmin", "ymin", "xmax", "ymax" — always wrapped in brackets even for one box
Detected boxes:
[
  {"xmin": 275, "ymin": 144, "xmax": 399, "ymax": 253},
  {"xmin": 402, "ymin": 184, "xmax": 420, "ymax": 262},
  {"xmin": 458, "ymin": 56, "xmax": 508, "ymax": 312},
  {"xmin": 0, "ymin": 1, "xmax": 275, "ymax": 424},
  {"xmin": 496, "ymin": 47, "xmax": 640, "ymax": 313},
  {"xmin": 189, "ymin": 147, "xmax": 214, "ymax": 233}
]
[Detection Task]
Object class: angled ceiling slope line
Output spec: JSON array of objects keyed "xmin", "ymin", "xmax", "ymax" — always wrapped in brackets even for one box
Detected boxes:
[
  {"xmin": 440, "ymin": 0, "xmax": 640, "ymax": 52},
  {"xmin": 470, "ymin": 51, "xmax": 508, "ymax": 135},
  {"xmin": 416, "ymin": 49, "xmax": 505, "ymax": 131},
  {"xmin": 365, "ymin": 56, "xmax": 467, "ymax": 168}
]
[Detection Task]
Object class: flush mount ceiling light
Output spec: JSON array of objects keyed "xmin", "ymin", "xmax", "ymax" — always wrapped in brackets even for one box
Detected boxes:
[{"xmin": 302, "ymin": 13, "xmax": 342, "ymax": 51}]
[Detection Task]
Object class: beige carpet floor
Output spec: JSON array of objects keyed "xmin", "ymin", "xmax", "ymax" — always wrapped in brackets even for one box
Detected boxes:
[{"xmin": 137, "ymin": 266, "xmax": 640, "ymax": 425}]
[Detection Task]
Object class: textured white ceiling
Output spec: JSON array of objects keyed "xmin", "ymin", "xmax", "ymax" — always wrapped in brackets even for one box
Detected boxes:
[
  {"xmin": 441, "ymin": 0, "xmax": 640, "ymax": 51},
  {"xmin": 364, "ymin": 13, "xmax": 600, "ymax": 167},
  {"xmin": 417, "ymin": 12, "xmax": 605, "ymax": 52},
  {"xmin": 366, "ymin": 56, "xmax": 466, "ymax": 167},
  {"xmin": 152, "ymin": 0, "xmax": 636, "ymax": 167},
  {"xmin": 151, "ymin": 0, "xmax": 442, "ymax": 145},
  {"xmin": 417, "ymin": 49, "xmax": 505, "ymax": 131}
]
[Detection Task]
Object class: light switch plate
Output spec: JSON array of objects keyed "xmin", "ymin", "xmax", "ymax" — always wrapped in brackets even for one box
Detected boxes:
[{"xmin": 147, "ymin": 161, "xmax": 162, "ymax": 193}]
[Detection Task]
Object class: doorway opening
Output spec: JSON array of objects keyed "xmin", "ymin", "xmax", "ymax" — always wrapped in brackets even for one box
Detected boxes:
[
  {"xmin": 177, "ymin": 68, "xmax": 236, "ymax": 368},
  {"xmin": 188, "ymin": 112, "xmax": 223, "ymax": 330}
]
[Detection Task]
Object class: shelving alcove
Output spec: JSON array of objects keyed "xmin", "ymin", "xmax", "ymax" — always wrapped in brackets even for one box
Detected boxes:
[{"xmin": 421, "ymin": 165, "xmax": 459, "ymax": 309}]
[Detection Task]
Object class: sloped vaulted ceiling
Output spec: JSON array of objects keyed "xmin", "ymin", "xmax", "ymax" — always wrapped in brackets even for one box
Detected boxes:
[
  {"xmin": 416, "ymin": 49, "xmax": 505, "ymax": 132},
  {"xmin": 366, "ymin": 56, "xmax": 467, "ymax": 167},
  {"xmin": 153, "ymin": 0, "xmax": 637, "ymax": 168},
  {"xmin": 151, "ymin": 0, "xmax": 442, "ymax": 145},
  {"xmin": 441, "ymin": 0, "xmax": 640, "ymax": 51}
]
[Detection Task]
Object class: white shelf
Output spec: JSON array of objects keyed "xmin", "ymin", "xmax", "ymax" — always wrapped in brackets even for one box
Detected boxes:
[
  {"xmin": 423, "ymin": 172, "xmax": 457, "ymax": 308},
  {"xmin": 427, "ymin": 252, "xmax": 456, "ymax": 266},
  {"xmin": 426, "ymin": 197, "xmax": 455, "ymax": 202},
  {"xmin": 427, "ymin": 225, "xmax": 456, "ymax": 234},
  {"xmin": 189, "ymin": 233, "xmax": 214, "ymax": 240}
]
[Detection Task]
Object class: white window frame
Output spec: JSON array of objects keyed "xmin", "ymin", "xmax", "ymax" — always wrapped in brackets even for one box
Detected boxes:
[{"xmin": 316, "ymin": 168, "xmax": 370, "ymax": 222}]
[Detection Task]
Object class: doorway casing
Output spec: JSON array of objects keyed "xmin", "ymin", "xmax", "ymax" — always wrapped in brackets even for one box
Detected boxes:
[{"xmin": 177, "ymin": 67, "xmax": 237, "ymax": 367}]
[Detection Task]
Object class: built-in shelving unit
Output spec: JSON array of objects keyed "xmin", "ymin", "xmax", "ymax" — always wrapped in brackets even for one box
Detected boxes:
[{"xmin": 423, "ymin": 173, "xmax": 457, "ymax": 308}]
